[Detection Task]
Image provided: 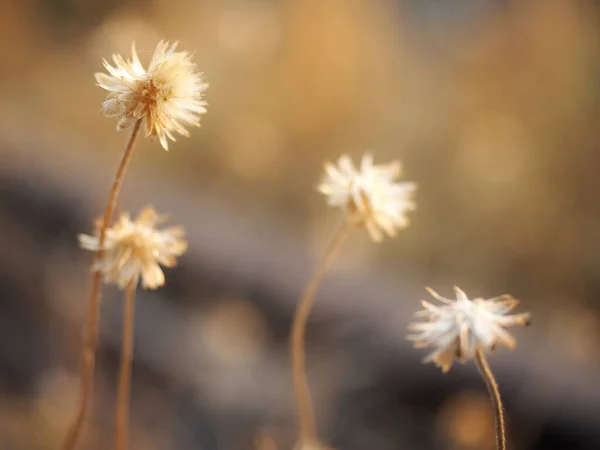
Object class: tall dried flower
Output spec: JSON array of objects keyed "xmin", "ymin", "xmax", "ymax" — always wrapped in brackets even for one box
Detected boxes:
[
  {"xmin": 290, "ymin": 152, "xmax": 415, "ymax": 446},
  {"xmin": 96, "ymin": 41, "xmax": 208, "ymax": 150},
  {"xmin": 407, "ymin": 286, "xmax": 531, "ymax": 373},
  {"xmin": 79, "ymin": 207, "xmax": 187, "ymax": 289},
  {"xmin": 318, "ymin": 153, "xmax": 416, "ymax": 241}
]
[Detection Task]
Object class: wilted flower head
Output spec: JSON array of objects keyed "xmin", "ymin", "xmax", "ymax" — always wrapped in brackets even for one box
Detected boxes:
[
  {"xmin": 95, "ymin": 40, "xmax": 208, "ymax": 150},
  {"xmin": 317, "ymin": 153, "xmax": 416, "ymax": 242},
  {"xmin": 407, "ymin": 286, "xmax": 531, "ymax": 372},
  {"xmin": 79, "ymin": 207, "xmax": 187, "ymax": 289}
]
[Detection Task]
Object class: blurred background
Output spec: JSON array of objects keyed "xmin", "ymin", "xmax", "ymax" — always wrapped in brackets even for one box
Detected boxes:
[{"xmin": 1, "ymin": 0, "xmax": 600, "ymax": 448}]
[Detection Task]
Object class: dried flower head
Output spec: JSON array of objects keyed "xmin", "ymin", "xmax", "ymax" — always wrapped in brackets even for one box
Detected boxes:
[
  {"xmin": 95, "ymin": 40, "xmax": 208, "ymax": 150},
  {"xmin": 79, "ymin": 207, "xmax": 187, "ymax": 289},
  {"xmin": 407, "ymin": 286, "xmax": 531, "ymax": 372},
  {"xmin": 317, "ymin": 153, "xmax": 416, "ymax": 242}
]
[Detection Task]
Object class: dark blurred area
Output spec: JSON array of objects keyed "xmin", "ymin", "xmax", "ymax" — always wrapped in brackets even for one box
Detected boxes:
[{"xmin": 1, "ymin": 0, "xmax": 600, "ymax": 449}]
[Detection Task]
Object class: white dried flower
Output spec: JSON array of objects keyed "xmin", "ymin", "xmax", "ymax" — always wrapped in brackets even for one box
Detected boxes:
[
  {"xmin": 317, "ymin": 153, "xmax": 416, "ymax": 242},
  {"xmin": 95, "ymin": 40, "xmax": 208, "ymax": 150},
  {"xmin": 407, "ymin": 286, "xmax": 531, "ymax": 372},
  {"xmin": 79, "ymin": 207, "xmax": 187, "ymax": 289}
]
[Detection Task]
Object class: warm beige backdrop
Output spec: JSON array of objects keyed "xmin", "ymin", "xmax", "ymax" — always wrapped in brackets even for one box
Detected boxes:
[{"xmin": 0, "ymin": 1, "xmax": 599, "ymax": 449}]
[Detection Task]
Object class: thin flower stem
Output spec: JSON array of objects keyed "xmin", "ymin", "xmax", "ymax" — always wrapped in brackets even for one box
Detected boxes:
[
  {"xmin": 475, "ymin": 348, "xmax": 507, "ymax": 450},
  {"xmin": 115, "ymin": 281, "xmax": 137, "ymax": 450},
  {"xmin": 63, "ymin": 120, "xmax": 143, "ymax": 450},
  {"xmin": 291, "ymin": 219, "xmax": 351, "ymax": 443}
]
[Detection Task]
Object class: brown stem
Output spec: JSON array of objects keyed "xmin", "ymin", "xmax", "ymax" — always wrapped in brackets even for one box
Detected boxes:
[
  {"xmin": 63, "ymin": 120, "xmax": 142, "ymax": 450},
  {"xmin": 475, "ymin": 348, "xmax": 507, "ymax": 450},
  {"xmin": 291, "ymin": 220, "xmax": 351, "ymax": 443},
  {"xmin": 115, "ymin": 281, "xmax": 137, "ymax": 450}
]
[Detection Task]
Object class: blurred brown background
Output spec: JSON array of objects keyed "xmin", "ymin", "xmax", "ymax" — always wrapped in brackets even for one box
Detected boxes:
[{"xmin": 0, "ymin": 0, "xmax": 600, "ymax": 449}]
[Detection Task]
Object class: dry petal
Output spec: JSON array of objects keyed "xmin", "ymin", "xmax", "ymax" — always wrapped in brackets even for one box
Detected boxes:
[
  {"xmin": 318, "ymin": 153, "xmax": 416, "ymax": 241},
  {"xmin": 95, "ymin": 41, "xmax": 208, "ymax": 150},
  {"xmin": 407, "ymin": 286, "xmax": 531, "ymax": 372},
  {"xmin": 79, "ymin": 206, "xmax": 187, "ymax": 289}
]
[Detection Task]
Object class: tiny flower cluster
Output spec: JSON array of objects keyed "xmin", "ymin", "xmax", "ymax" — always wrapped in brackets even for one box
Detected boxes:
[
  {"xmin": 96, "ymin": 40, "xmax": 208, "ymax": 150},
  {"xmin": 79, "ymin": 207, "xmax": 187, "ymax": 289},
  {"xmin": 318, "ymin": 153, "xmax": 417, "ymax": 242},
  {"xmin": 407, "ymin": 286, "xmax": 531, "ymax": 372}
]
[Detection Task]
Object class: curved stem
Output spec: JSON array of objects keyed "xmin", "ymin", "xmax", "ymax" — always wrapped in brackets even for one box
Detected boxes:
[
  {"xmin": 63, "ymin": 120, "xmax": 142, "ymax": 450},
  {"xmin": 291, "ymin": 219, "xmax": 351, "ymax": 442},
  {"xmin": 115, "ymin": 281, "xmax": 137, "ymax": 450},
  {"xmin": 475, "ymin": 348, "xmax": 507, "ymax": 450}
]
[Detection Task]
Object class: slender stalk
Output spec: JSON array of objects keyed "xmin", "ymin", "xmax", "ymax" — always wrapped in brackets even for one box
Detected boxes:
[
  {"xmin": 63, "ymin": 120, "xmax": 143, "ymax": 450},
  {"xmin": 291, "ymin": 220, "xmax": 351, "ymax": 443},
  {"xmin": 115, "ymin": 281, "xmax": 137, "ymax": 450},
  {"xmin": 475, "ymin": 348, "xmax": 507, "ymax": 450}
]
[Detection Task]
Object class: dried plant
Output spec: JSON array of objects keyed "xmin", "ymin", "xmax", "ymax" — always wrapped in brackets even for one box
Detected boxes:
[
  {"xmin": 80, "ymin": 206, "xmax": 186, "ymax": 450},
  {"xmin": 96, "ymin": 40, "xmax": 208, "ymax": 150},
  {"xmin": 317, "ymin": 153, "xmax": 416, "ymax": 242},
  {"xmin": 79, "ymin": 207, "xmax": 187, "ymax": 289},
  {"xmin": 54, "ymin": 28, "xmax": 536, "ymax": 450},
  {"xmin": 63, "ymin": 40, "xmax": 205, "ymax": 450},
  {"xmin": 291, "ymin": 153, "xmax": 416, "ymax": 447},
  {"xmin": 408, "ymin": 286, "xmax": 531, "ymax": 450}
]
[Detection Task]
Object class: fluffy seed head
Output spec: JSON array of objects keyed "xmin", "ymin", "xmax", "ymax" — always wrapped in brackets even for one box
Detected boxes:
[
  {"xmin": 79, "ymin": 207, "xmax": 187, "ymax": 289},
  {"xmin": 95, "ymin": 40, "xmax": 208, "ymax": 150},
  {"xmin": 318, "ymin": 153, "xmax": 416, "ymax": 241},
  {"xmin": 407, "ymin": 286, "xmax": 531, "ymax": 372}
]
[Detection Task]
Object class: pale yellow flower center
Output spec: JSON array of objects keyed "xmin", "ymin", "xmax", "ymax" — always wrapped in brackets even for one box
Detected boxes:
[
  {"xmin": 139, "ymin": 80, "xmax": 162, "ymax": 109},
  {"xmin": 347, "ymin": 185, "xmax": 373, "ymax": 226},
  {"xmin": 119, "ymin": 229, "xmax": 157, "ymax": 260}
]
